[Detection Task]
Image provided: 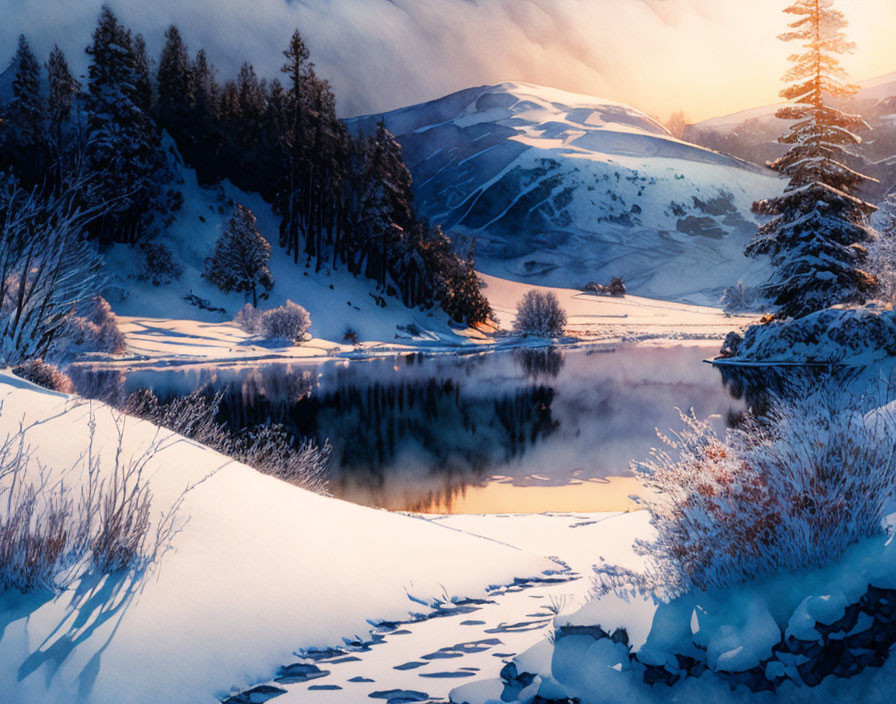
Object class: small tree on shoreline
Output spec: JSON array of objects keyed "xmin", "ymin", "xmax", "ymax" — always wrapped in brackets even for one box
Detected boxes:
[{"xmin": 204, "ymin": 204, "xmax": 274, "ymax": 306}]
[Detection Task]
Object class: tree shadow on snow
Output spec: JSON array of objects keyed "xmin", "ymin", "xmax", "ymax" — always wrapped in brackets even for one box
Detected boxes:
[{"xmin": 14, "ymin": 568, "xmax": 148, "ymax": 698}]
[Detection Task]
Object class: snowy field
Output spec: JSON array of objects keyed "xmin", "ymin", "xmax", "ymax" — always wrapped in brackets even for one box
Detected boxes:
[
  {"xmin": 0, "ymin": 370, "xmax": 648, "ymax": 704},
  {"xmin": 100, "ymin": 274, "xmax": 753, "ymax": 371}
]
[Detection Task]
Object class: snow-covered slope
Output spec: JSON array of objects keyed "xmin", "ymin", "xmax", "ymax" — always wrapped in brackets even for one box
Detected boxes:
[
  {"xmin": 0, "ymin": 371, "xmax": 555, "ymax": 704},
  {"xmin": 350, "ymin": 82, "xmax": 784, "ymax": 304},
  {"xmin": 103, "ymin": 142, "xmax": 474, "ymax": 347}
]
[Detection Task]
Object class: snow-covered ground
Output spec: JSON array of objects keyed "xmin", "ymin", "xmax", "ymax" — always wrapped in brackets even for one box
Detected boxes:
[
  {"xmin": 350, "ymin": 82, "xmax": 784, "ymax": 302},
  {"xmin": 101, "ymin": 274, "xmax": 752, "ymax": 370},
  {"xmin": 0, "ymin": 371, "xmax": 576, "ymax": 704}
]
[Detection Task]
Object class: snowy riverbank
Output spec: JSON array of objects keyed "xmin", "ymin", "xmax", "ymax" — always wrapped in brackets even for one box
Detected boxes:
[{"xmin": 0, "ymin": 371, "xmax": 642, "ymax": 704}]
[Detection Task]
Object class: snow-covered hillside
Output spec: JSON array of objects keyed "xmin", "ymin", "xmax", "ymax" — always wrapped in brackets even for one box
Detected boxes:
[
  {"xmin": 101, "ymin": 144, "xmax": 475, "ymax": 348},
  {"xmin": 350, "ymin": 82, "xmax": 784, "ymax": 304},
  {"xmin": 0, "ymin": 371, "xmax": 557, "ymax": 704}
]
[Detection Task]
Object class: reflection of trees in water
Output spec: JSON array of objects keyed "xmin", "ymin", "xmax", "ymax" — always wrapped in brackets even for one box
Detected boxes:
[
  {"xmin": 209, "ymin": 367, "xmax": 560, "ymax": 506},
  {"xmin": 716, "ymin": 364, "xmax": 880, "ymax": 418},
  {"xmin": 513, "ymin": 346, "xmax": 565, "ymax": 380}
]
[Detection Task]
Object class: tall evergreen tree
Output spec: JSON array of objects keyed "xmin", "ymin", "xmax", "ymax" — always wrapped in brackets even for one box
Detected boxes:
[
  {"xmin": 84, "ymin": 6, "xmax": 169, "ymax": 244},
  {"xmin": 1, "ymin": 35, "xmax": 47, "ymax": 185},
  {"xmin": 157, "ymin": 25, "xmax": 192, "ymax": 140},
  {"xmin": 746, "ymin": 0, "xmax": 877, "ymax": 318},
  {"xmin": 46, "ymin": 45, "xmax": 80, "ymax": 184}
]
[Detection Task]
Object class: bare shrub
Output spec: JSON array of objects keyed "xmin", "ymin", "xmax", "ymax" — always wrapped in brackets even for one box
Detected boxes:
[
  {"xmin": 596, "ymin": 382, "xmax": 896, "ymax": 601},
  {"xmin": 234, "ymin": 303, "xmax": 263, "ymax": 335},
  {"xmin": 125, "ymin": 389, "xmax": 328, "ymax": 493},
  {"xmin": 0, "ymin": 176, "xmax": 105, "ymax": 365},
  {"xmin": 260, "ymin": 300, "xmax": 312, "ymax": 343},
  {"xmin": 231, "ymin": 425, "xmax": 331, "ymax": 493},
  {"xmin": 11, "ymin": 359, "xmax": 74, "ymax": 393},
  {"xmin": 0, "ymin": 431, "xmax": 75, "ymax": 592},
  {"xmin": 0, "ymin": 408, "xmax": 188, "ymax": 592},
  {"xmin": 513, "ymin": 290, "xmax": 567, "ymax": 337},
  {"xmin": 721, "ymin": 281, "xmax": 765, "ymax": 313}
]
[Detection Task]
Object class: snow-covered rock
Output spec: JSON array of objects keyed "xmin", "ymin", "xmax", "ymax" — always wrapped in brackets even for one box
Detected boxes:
[
  {"xmin": 727, "ymin": 305, "xmax": 896, "ymax": 365},
  {"xmin": 350, "ymin": 82, "xmax": 784, "ymax": 303}
]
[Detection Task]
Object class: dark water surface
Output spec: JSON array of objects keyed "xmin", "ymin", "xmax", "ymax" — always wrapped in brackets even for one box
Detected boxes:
[{"xmin": 105, "ymin": 344, "xmax": 747, "ymax": 513}]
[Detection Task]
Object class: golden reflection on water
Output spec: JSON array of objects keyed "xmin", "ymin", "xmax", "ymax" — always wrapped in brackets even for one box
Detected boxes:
[{"xmin": 417, "ymin": 476, "xmax": 646, "ymax": 515}]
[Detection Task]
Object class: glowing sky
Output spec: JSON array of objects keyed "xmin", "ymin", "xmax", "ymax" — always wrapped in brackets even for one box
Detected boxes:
[{"xmin": 2, "ymin": 0, "xmax": 895, "ymax": 121}]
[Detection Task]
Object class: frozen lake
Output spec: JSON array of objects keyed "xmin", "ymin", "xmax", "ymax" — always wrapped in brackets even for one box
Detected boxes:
[{"xmin": 93, "ymin": 343, "xmax": 746, "ymax": 513}]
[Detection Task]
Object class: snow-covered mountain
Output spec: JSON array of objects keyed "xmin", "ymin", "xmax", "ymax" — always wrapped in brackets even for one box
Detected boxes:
[
  {"xmin": 351, "ymin": 82, "xmax": 784, "ymax": 303},
  {"xmin": 688, "ymin": 72, "xmax": 896, "ymax": 197},
  {"xmin": 695, "ymin": 72, "xmax": 896, "ymax": 135}
]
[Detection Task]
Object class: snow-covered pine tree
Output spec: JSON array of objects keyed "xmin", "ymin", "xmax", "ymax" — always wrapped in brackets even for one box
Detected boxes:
[
  {"xmin": 157, "ymin": 25, "xmax": 193, "ymax": 143},
  {"xmin": 204, "ymin": 204, "xmax": 274, "ymax": 306},
  {"xmin": 1, "ymin": 35, "xmax": 47, "ymax": 185},
  {"xmin": 46, "ymin": 46, "xmax": 80, "ymax": 185},
  {"xmin": 185, "ymin": 49, "xmax": 221, "ymax": 182},
  {"xmin": 85, "ymin": 6, "xmax": 168, "ymax": 244},
  {"xmin": 746, "ymin": 0, "xmax": 877, "ymax": 319}
]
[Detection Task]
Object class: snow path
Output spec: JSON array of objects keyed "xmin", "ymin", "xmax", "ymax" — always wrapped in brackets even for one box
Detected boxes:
[{"xmin": 223, "ymin": 512, "xmax": 646, "ymax": 704}]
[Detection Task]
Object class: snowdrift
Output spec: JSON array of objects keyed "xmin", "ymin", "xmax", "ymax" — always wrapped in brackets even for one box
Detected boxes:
[
  {"xmin": 0, "ymin": 372, "xmax": 555, "ymax": 704},
  {"xmin": 350, "ymin": 82, "xmax": 784, "ymax": 303}
]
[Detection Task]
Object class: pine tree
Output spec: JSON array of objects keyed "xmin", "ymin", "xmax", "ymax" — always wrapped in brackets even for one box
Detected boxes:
[
  {"xmin": 46, "ymin": 46, "xmax": 80, "ymax": 184},
  {"xmin": 85, "ymin": 6, "xmax": 168, "ymax": 244},
  {"xmin": 746, "ymin": 0, "xmax": 877, "ymax": 319},
  {"xmin": 1, "ymin": 35, "xmax": 47, "ymax": 185},
  {"xmin": 204, "ymin": 204, "xmax": 275, "ymax": 305},
  {"xmin": 157, "ymin": 25, "xmax": 193, "ymax": 141}
]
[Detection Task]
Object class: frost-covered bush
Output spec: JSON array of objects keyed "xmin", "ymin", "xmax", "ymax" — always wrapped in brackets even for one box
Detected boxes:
[
  {"xmin": 137, "ymin": 241, "xmax": 184, "ymax": 286},
  {"xmin": 0, "ymin": 432, "xmax": 73, "ymax": 592},
  {"xmin": 125, "ymin": 388, "xmax": 328, "ymax": 493},
  {"xmin": 0, "ymin": 178, "xmax": 105, "ymax": 365},
  {"xmin": 599, "ymin": 382, "xmax": 896, "ymax": 600},
  {"xmin": 234, "ymin": 302, "xmax": 263, "ymax": 334},
  {"xmin": 260, "ymin": 300, "xmax": 312, "ymax": 343},
  {"xmin": 869, "ymin": 194, "xmax": 896, "ymax": 306},
  {"xmin": 721, "ymin": 281, "xmax": 765, "ymax": 313},
  {"xmin": 54, "ymin": 296, "xmax": 126, "ymax": 359},
  {"xmin": 11, "ymin": 359, "xmax": 74, "ymax": 393},
  {"xmin": 513, "ymin": 290, "xmax": 567, "ymax": 337},
  {"xmin": 0, "ymin": 409, "xmax": 185, "ymax": 592},
  {"xmin": 231, "ymin": 425, "xmax": 330, "ymax": 493}
]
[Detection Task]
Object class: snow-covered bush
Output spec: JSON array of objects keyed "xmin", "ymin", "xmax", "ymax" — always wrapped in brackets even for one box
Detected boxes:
[
  {"xmin": 600, "ymin": 382, "xmax": 896, "ymax": 600},
  {"xmin": 513, "ymin": 290, "xmax": 567, "ymax": 337},
  {"xmin": 734, "ymin": 305, "xmax": 896, "ymax": 365},
  {"xmin": 721, "ymin": 281, "xmax": 764, "ymax": 313},
  {"xmin": 260, "ymin": 300, "xmax": 312, "ymax": 343},
  {"xmin": 234, "ymin": 302, "xmax": 263, "ymax": 335},
  {"xmin": 11, "ymin": 359, "xmax": 74, "ymax": 393},
  {"xmin": 137, "ymin": 241, "xmax": 184, "ymax": 286},
  {"xmin": 869, "ymin": 194, "xmax": 896, "ymax": 306},
  {"xmin": 54, "ymin": 296, "xmax": 126, "ymax": 359}
]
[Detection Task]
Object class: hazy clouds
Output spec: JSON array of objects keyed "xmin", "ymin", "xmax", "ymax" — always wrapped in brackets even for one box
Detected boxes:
[{"xmin": 2, "ymin": 0, "xmax": 894, "ymax": 121}]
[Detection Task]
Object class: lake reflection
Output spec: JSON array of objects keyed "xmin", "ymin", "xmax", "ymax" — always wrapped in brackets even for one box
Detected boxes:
[{"xmin": 105, "ymin": 344, "xmax": 745, "ymax": 513}]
